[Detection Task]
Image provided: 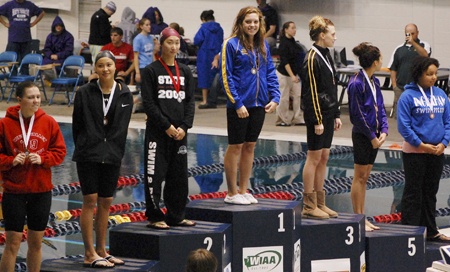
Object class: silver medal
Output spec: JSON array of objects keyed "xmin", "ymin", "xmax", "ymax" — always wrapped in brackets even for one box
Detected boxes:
[
  {"xmin": 178, "ymin": 97, "xmax": 182, "ymax": 103},
  {"xmin": 103, "ymin": 117, "xmax": 108, "ymax": 125},
  {"xmin": 251, "ymin": 68, "xmax": 257, "ymax": 75}
]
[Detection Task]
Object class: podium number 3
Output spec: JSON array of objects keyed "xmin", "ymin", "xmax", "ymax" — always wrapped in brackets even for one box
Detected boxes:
[
  {"xmin": 345, "ymin": 226, "xmax": 354, "ymax": 245},
  {"xmin": 408, "ymin": 237, "xmax": 416, "ymax": 256}
]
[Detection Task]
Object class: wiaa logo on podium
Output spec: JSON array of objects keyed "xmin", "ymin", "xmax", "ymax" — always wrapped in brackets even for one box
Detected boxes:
[{"xmin": 243, "ymin": 246, "xmax": 283, "ymax": 271}]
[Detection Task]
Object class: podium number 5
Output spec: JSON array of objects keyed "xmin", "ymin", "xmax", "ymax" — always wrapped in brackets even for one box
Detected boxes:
[
  {"xmin": 345, "ymin": 226, "xmax": 354, "ymax": 245},
  {"xmin": 408, "ymin": 237, "xmax": 416, "ymax": 256}
]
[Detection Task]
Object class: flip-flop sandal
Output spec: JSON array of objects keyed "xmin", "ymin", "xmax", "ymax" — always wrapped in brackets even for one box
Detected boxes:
[
  {"xmin": 427, "ymin": 233, "xmax": 450, "ymax": 242},
  {"xmin": 173, "ymin": 219, "xmax": 196, "ymax": 227},
  {"xmin": 83, "ymin": 258, "xmax": 114, "ymax": 268},
  {"xmin": 146, "ymin": 221, "xmax": 170, "ymax": 230},
  {"xmin": 105, "ymin": 255, "xmax": 125, "ymax": 265}
]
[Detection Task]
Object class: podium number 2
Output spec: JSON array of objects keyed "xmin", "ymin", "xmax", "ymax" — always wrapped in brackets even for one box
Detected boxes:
[
  {"xmin": 278, "ymin": 213, "xmax": 286, "ymax": 232},
  {"xmin": 408, "ymin": 237, "xmax": 416, "ymax": 256},
  {"xmin": 345, "ymin": 226, "xmax": 354, "ymax": 245},
  {"xmin": 204, "ymin": 237, "xmax": 213, "ymax": 251}
]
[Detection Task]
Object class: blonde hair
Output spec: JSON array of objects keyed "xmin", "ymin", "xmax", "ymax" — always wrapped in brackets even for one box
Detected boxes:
[{"xmin": 308, "ymin": 15, "xmax": 334, "ymax": 41}]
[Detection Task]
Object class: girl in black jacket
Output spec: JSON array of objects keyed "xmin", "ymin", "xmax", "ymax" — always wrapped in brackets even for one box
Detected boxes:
[{"xmin": 72, "ymin": 50, "xmax": 132, "ymax": 268}]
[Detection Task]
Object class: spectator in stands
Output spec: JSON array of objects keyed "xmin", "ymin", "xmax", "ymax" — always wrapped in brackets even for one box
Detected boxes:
[
  {"xmin": 169, "ymin": 22, "xmax": 190, "ymax": 65},
  {"xmin": 101, "ymin": 27, "xmax": 134, "ymax": 84},
  {"xmin": 0, "ymin": 0, "xmax": 45, "ymax": 64},
  {"xmin": 142, "ymin": 7, "xmax": 168, "ymax": 37},
  {"xmin": 397, "ymin": 56, "xmax": 450, "ymax": 242},
  {"xmin": 347, "ymin": 42, "xmax": 388, "ymax": 232},
  {"xmin": 275, "ymin": 21, "xmax": 304, "ymax": 126},
  {"xmin": 88, "ymin": 1, "xmax": 116, "ymax": 63},
  {"xmin": 256, "ymin": 0, "xmax": 278, "ymax": 49},
  {"xmin": 116, "ymin": 7, "xmax": 137, "ymax": 45},
  {"xmin": 389, "ymin": 23, "xmax": 431, "ymax": 118},
  {"xmin": 133, "ymin": 18, "xmax": 159, "ymax": 84},
  {"xmin": 185, "ymin": 249, "xmax": 218, "ymax": 272},
  {"xmin": 194, "ymin": 10, "xmax": 223, "ymax": 109},
  {"xmin": 42, "ymin": 16, "xmax": 74, "ymax": 81}
]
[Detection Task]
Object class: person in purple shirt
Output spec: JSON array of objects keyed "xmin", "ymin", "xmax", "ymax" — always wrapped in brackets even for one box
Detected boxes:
[
  {"xmin": 42, "ymin": 16, "xmax": 74, "ymax": 80},
  {"xmin": 142, "ymin": 6, "xmax": 168, "ymax": 37},
  {"xmin": 0, "ymin": 0, "xmax": 45, "ymax": 63},
  {"xmin": 347, "ymin": 42, "xmax": 388, "ymax": 232}
]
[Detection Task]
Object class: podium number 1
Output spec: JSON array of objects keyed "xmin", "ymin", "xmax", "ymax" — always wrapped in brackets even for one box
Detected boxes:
[{"xmin": 278, "ymin": 213, "xmax": 286, "ymax": 233}]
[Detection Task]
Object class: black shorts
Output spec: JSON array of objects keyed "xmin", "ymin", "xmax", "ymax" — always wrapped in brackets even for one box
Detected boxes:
[
  {"xmin": 77, "ymin": 162, "xmax": 120, "ymax": 197},
  {"xmin": 306, "ymin": 115, "xmax": 335, "ymax": 150},
  {"xmin": 227, "ymin": 107, "xmax": 266, "ymax": 144},
  {"xmin": 2, "ymin": 191, "xmax": 52, "ymax": 232},
  {"xmin": 352, "ymin": 132, "xmax": 379, "ymax": 165}
]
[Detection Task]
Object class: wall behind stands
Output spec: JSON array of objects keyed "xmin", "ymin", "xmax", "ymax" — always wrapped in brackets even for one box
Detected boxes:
[
  {"xmin": 106, "ymin": 0, "xmax": 450, "ymax": 68},
  {"xmin": 0, "ymin": 0, "xmax": 448, "ymax": 68}
]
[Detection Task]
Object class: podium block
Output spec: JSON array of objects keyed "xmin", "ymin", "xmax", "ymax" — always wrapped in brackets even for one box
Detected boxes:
[
  {"xmin": 300, "ymin": 213, "xmax": 365, "ymax": 272},
  {"xmin": 365, "ymin": 224, "xmax": 426, "ymax": 272},
  {"xmin": 40, "ymin": 256, "xmax": 160, "ymax": 271},
  {"xmin": 186, "ymin": 199, "xmax": 302, "ymax": 272},
  {"xmin": 109, "ymin": 220, "xmax": 232, "ymax": 272}
]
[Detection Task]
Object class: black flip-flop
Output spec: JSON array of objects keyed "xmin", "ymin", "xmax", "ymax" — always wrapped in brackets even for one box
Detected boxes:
[{"xmin": 83, "ymin": 258, "xmax": 114, "ymax": 268}]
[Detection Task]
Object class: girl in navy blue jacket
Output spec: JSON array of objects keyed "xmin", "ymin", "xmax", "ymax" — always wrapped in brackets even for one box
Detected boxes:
[{"xmin": 347, "ymin": 43, "xmax": 388, "ymax": 231}]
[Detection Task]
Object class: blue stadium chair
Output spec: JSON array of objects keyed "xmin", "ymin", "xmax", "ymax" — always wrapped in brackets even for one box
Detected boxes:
[
  {"xmin": 49, "ymin": 55, "xmax": 84, "ymax": 106},
  {"xmin": 6, "ymin": 53, "xmax": 44, "ymax": 103},
  {"xmin": 0, "ymin": 51, "xmax": 17, "ymax": 100}
]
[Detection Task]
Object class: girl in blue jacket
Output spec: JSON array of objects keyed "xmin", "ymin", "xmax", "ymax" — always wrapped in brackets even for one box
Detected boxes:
[
  {"xmin": 398, "ymin": 56, "xmax": 450, "ymax": 242},
  {"xmin": 219, "ymin": 6, "xmax": 280, "ymax": 205},
  {"xmin": 347, "ymin": 42, "xmax": 388, "ymax": 231}
]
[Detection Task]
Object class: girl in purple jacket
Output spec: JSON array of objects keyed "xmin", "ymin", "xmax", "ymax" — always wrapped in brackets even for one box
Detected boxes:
[{"xmin": 347, "ymin": 42, "xmax": 388, "ymax": 231}]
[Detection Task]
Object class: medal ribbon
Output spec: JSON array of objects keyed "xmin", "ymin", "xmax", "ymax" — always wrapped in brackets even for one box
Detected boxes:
[
  {"xmin": 97, "ymin": 81, "xmax": 117, "ymax": 120},
  {"xmin": 362, "ymin": 70, "xmax": 377, "ymax": 103},
  {"xmin": 311, "ymin": 46, "xmax": 334, "ymax": 78},
  {"xmin": 417, "ymin": 84, "xmax": 434, "ymax": 115},
  {"xmin": 19, "ymin": 110, "xmax": 35, "ymax": 153},
  {"xmin": 159, "ymin": 59, "xmax": 180, "ymax": 93}
]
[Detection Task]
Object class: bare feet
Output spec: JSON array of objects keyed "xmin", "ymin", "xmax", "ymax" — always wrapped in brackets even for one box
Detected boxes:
[{"xmin": 365, "ymin": 219, "xmax": 380, "ymax": 232}]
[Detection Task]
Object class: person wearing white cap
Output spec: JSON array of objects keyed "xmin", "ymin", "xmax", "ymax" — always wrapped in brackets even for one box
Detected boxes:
[{"xmin": 88, "ymin": 1, "xmax": 117, "ymax": 64}]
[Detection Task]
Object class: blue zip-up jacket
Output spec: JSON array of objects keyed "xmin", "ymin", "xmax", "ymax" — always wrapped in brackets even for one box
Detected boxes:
[
  {"xmin": 398, "ymin": 83, "xmax": 450, "ymax": 147},
  {"xmin": 194, "ymin": 21, "xmax": 223, "ymax": 88},
  {"xmin": 347, "ymin": 70, "xmax": 388, "ymax": 140},
  {"xmin": 219, "ymin": 36, "xmax": 280, "ymax": 110}
]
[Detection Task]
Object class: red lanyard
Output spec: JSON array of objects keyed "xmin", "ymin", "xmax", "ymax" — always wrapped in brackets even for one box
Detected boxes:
[{"xmin": 159, "ymin": 59, "xmax": 180, "ymax": 93}]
